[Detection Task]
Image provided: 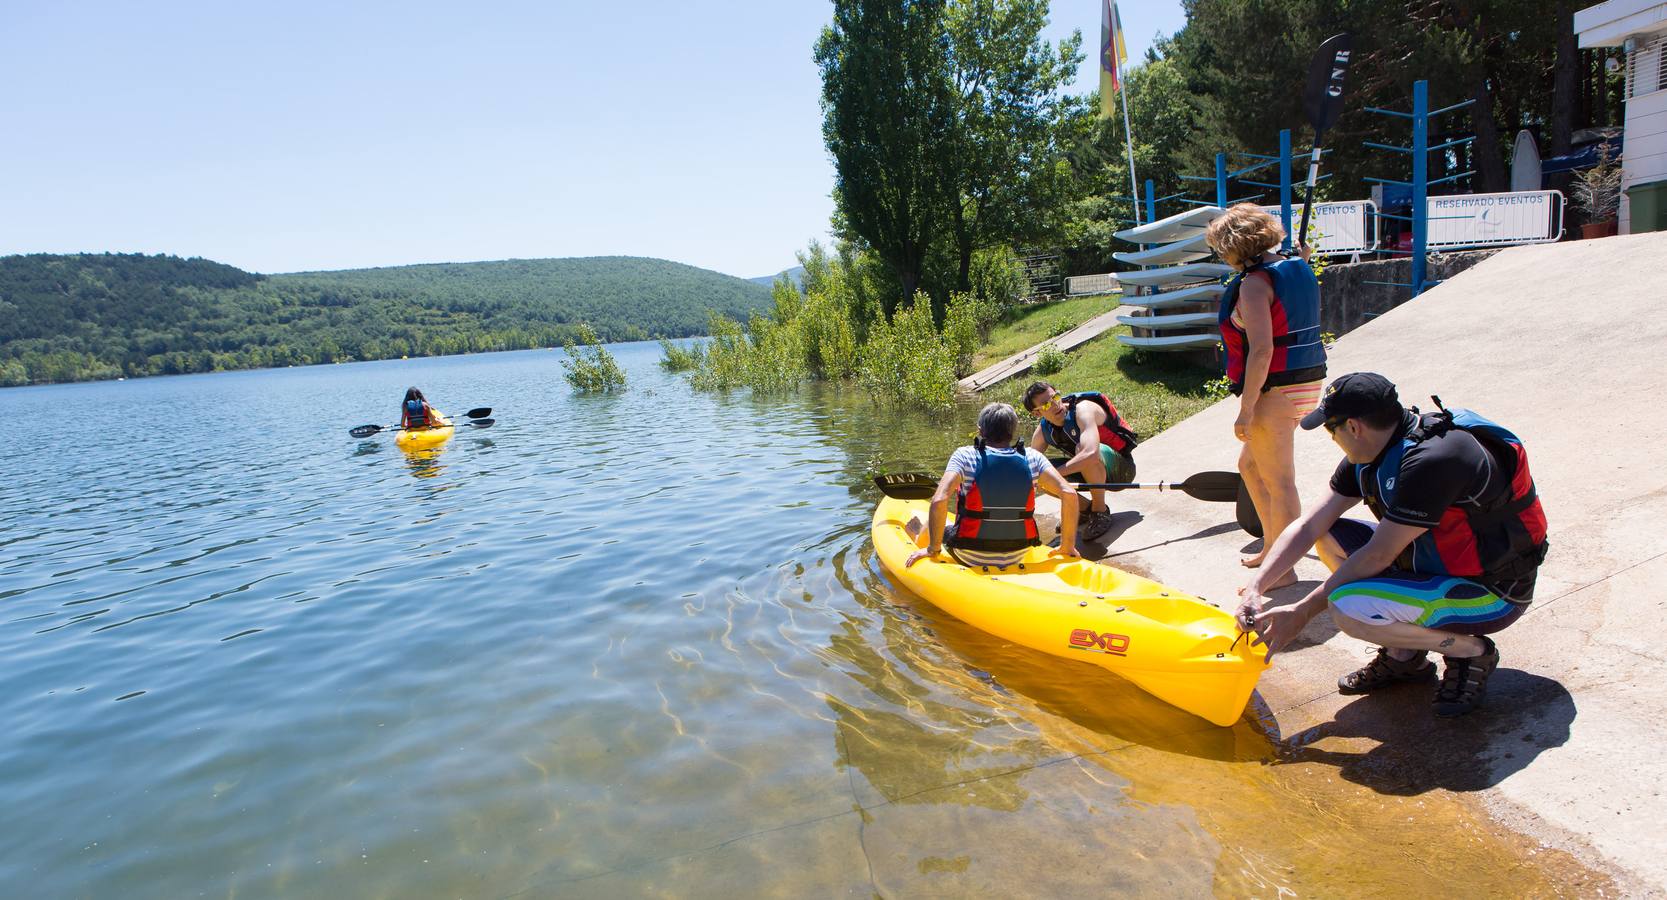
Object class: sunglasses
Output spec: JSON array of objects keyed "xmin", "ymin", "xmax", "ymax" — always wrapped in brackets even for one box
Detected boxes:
[
  {"xmin": 1323, "ymin": 417, "xmax": 1347, "ymax": 434},
  {"xmin": 1028, "ymin": 392, "xmax": 1059, "ymax": 414}
]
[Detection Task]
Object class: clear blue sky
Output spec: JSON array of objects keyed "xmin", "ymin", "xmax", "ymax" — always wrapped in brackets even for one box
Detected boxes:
[{"xmin": 0, "ymin": 1, "xmax": 1183, "ymax": 279}]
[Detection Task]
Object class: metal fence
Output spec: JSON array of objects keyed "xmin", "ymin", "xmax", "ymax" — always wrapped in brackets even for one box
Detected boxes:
[
  {"xmin": 1261, "ymin": 200, "xmax": 1379, "ymax": 255},
  {"xmin": 1425, "ymin": 190, "xmax": 1565, "ymax": 249}
]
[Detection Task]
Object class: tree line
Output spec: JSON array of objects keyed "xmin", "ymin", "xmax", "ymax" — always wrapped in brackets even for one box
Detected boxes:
[
  {"xmin": 663, "ymin": 0, "xmax": 1618, "ymax": 409},
  {"xmin": 820, "ymin": 0, "xmax": 1626, "ymax": 296},
  {"xmin": 0, "ymin": 253, "xmax": 773, "ymax": 386}
]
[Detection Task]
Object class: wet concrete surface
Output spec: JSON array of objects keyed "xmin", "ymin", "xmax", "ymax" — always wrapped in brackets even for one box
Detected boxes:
[{"xmin": 1035, "ymin": 231, "xmax": 1667, "ymax": 892}]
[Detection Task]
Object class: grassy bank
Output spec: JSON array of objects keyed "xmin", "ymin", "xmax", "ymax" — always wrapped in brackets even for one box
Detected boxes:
[{"xmin": 973, "ymin": 292, "xmax": 1223, "ymax": 440}]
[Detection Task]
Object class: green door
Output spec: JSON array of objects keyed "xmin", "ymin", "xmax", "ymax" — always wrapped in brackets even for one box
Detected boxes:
[{"xmin": 1628, "ymin": 179, "xmax": 1667, "ymax": 234}]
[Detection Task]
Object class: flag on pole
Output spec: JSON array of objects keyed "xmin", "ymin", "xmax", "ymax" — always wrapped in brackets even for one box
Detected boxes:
[{"xmin": 1098, "ymin": 0, "xmax": 1128, "ymax": 117}]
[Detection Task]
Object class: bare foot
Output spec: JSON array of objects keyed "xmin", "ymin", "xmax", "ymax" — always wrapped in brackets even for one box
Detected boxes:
[
  {"xmin": 1239, "ymin": 552, "xmax": 1266, "ymax": 568},
  {"xmin": 1260, "ymin": 570, "xmax": 1298, "ymax": 590}
]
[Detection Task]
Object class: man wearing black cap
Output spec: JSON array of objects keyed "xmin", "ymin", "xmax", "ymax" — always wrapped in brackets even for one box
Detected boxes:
[{"xmin": 1235, "ymin": 372, "xmax": 1549, "ymax": 717}]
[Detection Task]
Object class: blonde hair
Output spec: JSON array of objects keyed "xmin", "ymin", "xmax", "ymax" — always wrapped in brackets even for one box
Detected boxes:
[{"xmin": 1205, "ymin": 203, "xmax": 1285, "ymax": 268}]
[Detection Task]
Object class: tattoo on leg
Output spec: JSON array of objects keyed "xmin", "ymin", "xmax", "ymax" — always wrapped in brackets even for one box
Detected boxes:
[{"xmin": 1438, "ymin": 637, "xmax": 1456, "ymax": 649}]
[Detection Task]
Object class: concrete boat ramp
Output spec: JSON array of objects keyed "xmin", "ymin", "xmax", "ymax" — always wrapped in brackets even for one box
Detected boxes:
[
  {"xmin": 956, "ymin": 303, "xmax": 1125, "ymax": 393},
  {"xmin": 1035, "ymin": 231, "xmax": 1667, "ymax": 891}
]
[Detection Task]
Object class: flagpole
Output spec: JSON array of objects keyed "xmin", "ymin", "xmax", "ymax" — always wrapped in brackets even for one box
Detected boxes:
[{"xmin": 1116, "ymin": 53, "xmax": 1139, "ymax": 225}]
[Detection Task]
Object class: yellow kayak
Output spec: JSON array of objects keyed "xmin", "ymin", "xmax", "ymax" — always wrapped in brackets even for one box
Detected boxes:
[
  {"xmin": 871, "ymin": 496, "xmax": 1267, "ymax": 726},
  {"xmin": 395, "ymin": 420, "xmax": 454, "ymax": 451}
]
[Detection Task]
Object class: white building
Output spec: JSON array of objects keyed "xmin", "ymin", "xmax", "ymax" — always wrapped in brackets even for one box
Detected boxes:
[{"xmin": 1576, "ymin": 0, "xmax": 1667, "ymax": 233}]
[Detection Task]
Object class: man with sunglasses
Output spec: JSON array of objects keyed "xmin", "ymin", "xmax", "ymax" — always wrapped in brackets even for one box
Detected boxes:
[
  {"xmin": 1235, "ymin": 372, "xmax": 1549, "ymax": 717},
  {"xmin": 1021, "ymin": 381, "xmax": 1139, "ymax": 542}
]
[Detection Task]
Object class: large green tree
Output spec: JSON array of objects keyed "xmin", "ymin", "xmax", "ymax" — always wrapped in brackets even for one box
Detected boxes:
[
  {"xmin": 816, "ymin": 0, "xmax": 954, "ymax": 315},
  {"xmin": 816, "ymin": 0, "xmax": 1083, "ymax": 319},
  {"xmin": 938, "ymin": 0, "xmax": 1083, "ymax": 296}
]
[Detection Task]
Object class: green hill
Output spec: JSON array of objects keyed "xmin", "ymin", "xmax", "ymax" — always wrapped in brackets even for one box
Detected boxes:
[{"xmin": 0, "ymin": 253, "xmax": 772, "ymax": 385}]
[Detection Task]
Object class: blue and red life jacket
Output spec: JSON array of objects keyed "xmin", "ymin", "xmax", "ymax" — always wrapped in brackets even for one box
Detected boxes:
[
  {"xmin": 951, "ymin": 445, "xmax": 1040, "ymax": 554},
  {"xmin": 403, "ymin": 399, "xmax": 433, "ymax": 429},
  {"xmin": 1218, "ymin": 257, "xmax": 1327, "ymax": 392},
  {"xmin": 1038, "ymin": 392, "xmax": 1139, "ymax": 456},
  {"xmin": 1355, "ymin": 404, "xmax": 1549, "ymax": 586}
]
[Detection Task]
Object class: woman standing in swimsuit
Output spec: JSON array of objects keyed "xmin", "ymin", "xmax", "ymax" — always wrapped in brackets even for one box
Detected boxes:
[{"xmin": 1207, "ymin": 204, "xmax": 1329, "ymax": 585}]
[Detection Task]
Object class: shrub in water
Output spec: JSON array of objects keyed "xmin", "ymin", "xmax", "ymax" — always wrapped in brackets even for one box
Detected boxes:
[
  {"xmin": 859, "ymin": 294, "xmax": 957, "ymax": 408},
  {"xmin": 561, "ymin": 323, "xmax": 626, "ymax": 392},
  {"xmin": 658, "ymin": 338, "xmax": 705, "ymax": 372},
  {"xmin": 943, "ymin": 291, "xmax": 997, "ymax": 378}
]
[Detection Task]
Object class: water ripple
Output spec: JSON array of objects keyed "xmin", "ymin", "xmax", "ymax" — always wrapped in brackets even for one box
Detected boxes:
[{"xmin": 0, "ymin": 346, "xmax": 1588, "ymax": 898}]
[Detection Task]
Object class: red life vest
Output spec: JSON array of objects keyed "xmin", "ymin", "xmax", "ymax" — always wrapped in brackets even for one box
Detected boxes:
[
  {"xmin": 1218, "ymin": 257, "xmax": 1327, "ymax": 392},
  {"xmin": 1039, "ymin": 392, "xmax": 1139, "ymax": 456},
  {"xmin": 402, "ymin": 399, "xmax": 439, "ymax": 429},
  {"xmin": 1356, "ymin": 404, "xmax": 1549, "ymax": 588},
  {"xmin": 951, "ymin": 445, "xmax": 1040, "ymax": 553}
]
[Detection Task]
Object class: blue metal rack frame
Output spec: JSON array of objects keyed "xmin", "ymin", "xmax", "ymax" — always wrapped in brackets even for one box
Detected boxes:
[{"xmin": 1361, "ymin": 80, "xmax": 1475, "ymax": 297}]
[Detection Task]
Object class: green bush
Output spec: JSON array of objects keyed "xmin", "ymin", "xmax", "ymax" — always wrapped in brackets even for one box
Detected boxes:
[
  {"xmin": 689, "ymin": 312, "xmax": 750, "ymax": 390},
  {"xmin": 658, "ymin": 338, "xmax": 705, "ymax": 372},
  {"xmin": 1202, "ymin": 375, "xmax": 1234, "ymax": 401},
  {"xmin": 942, "ymin": 291, "xmax": 997, "ymax": 378},
  {"xmin": 859, "ymin": 294, "xmax": 958, "ymax": 408},
  {"xmin": 561, "ymin": 323, "xmax": 627, "ymax": 392},
  {"xmin": 1033, "ymin": 343, "xmax": 1066, "ymax": 376},
  {"xmin": 741, "ymin": 310, "xmax": 808, "ymax": 393},
  {"xmin": 969, "ymin": 246, "xmax": 1029, "ymax": 314}
]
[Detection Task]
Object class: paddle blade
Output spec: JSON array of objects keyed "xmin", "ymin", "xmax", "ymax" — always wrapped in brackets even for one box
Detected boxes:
[
  {"xmin": 1302, "ymin": 33, "xmax": 1353, "ymax": 137},
  {"xmin": 873, "ymin": 473, "xmax": 940, "ymax": 500},
  {"xmin": 1236, "ymin": 481, "xmax": 1265, "ymax": 537},
  {"xmin": 465, "ymin": 418, "xmax": 495, "ymax": 428},
  {"xmin": 463, "ymin": 407, "xmax": 492, "ymax": 419},
  {"xmin": 349, "ymin": 424, "xmax": 382, "ymax": 438},
  {"xmin": 1177, "ymin": 471, "xmax": 1243, "ymax": 503}
]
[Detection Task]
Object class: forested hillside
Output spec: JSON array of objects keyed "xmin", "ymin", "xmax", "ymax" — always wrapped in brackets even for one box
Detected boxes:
[{"xmin": 0, "ymin": 253, "xmax": 771, "ymax": 385}]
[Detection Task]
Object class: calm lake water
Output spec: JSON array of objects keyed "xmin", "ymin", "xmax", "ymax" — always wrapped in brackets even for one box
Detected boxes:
[{"xmin": 1, "ymin": 343, "xmax": 1592, "ymax": 897}]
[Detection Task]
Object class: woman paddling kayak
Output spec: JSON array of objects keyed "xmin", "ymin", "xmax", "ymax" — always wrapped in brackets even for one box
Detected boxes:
[
  {"xmin": 400, "ymin": 387, "xmax": 451, "ymax": 431},
  {"xmin": 396, "ymin": 388, "xmax": 455, "ymax": 451}
]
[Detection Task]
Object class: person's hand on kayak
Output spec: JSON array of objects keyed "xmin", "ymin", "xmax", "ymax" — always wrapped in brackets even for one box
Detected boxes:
[
  {"xmin": 1244, "ymin": 601, "xmax": 1309, "ymax": 660},
  {"xmin": 1234, "ymin": 591, "xmax": 1265, "ymax": 632},
  {"xmin": 905, "ymin": 547, "xmax": 939, "ymax": 567},
  {"xmin": 1049, "ymin": 543, "xmax": 1080, "ymax": 561}
]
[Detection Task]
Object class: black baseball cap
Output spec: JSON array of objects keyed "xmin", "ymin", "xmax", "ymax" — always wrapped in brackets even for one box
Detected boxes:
[{"xmin": 1299, "ymin": 372, "xmax": 1401, "ymax": 430}]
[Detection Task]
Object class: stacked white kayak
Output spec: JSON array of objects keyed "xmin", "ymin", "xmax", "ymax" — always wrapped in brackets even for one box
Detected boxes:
[{"xmin": 1113, "ymin": 207, "xmax": 1229, "ymax": 351}]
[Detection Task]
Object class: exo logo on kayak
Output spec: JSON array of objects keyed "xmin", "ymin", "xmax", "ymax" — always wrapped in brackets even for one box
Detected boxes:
[{"xmin": 1068, "ymin": 629, "xmax": 1130, "ymax": 657}]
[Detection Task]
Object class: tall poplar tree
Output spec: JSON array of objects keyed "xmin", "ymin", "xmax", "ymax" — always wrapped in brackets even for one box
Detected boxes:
[
  {"xmin": 817, "ymin": 0, "xmax": 1083, "ymax": 319},
  {"xmin": 816, "ymin": 0, "xmax": 954, "ymax": 316}
]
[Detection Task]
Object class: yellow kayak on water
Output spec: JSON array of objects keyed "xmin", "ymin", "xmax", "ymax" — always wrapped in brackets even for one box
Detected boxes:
[
  {"xmin": 395, "ymin": 419, "xmax": 454, "ymax": 451},
  {"xmin": 871, "ymin": 496, "xmax": 1268, "ymax": 726}
]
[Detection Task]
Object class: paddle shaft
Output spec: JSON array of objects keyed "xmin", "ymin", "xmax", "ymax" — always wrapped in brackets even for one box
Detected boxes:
[
  {"xmin": 1075, "ymin": 479, "xmax": 1236, "ymax": 503},
  {"xmin": 1079, "ymin": 481, "xmax": 1195, "ymax": 491},
  {"xmin": 1298, "ymin": 34, "xmax": 1354, "ymax": 245},
  {"xmin": 350, "ymin": 407, "xmax": 492, "ymax": 437},
  {"xmin": 874, "ymin": 470, "xmax": 1240, "ymax": 504}
]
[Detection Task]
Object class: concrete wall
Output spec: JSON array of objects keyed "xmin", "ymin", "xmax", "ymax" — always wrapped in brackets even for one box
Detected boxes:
[{"xmin": 1318, "ymin": 249, "xmax": 1500, "ymax": 337}]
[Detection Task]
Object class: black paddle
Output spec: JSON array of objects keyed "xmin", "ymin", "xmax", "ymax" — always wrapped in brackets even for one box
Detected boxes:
[
  {"xmin": 1075, "ymin": 471, "xmax": 1242, "ymax": 503},
  {"xmin": 1236, "ymin": 482, "xmax": 1264, "ymax": 538},
  {"xmin": 873, "ymin": 470, "xmax": 1242, "ymax": 504},
  {"xmin": 349, "ymin": 407, "xmax": 493, "ymax": 438},
  {"xmin": 1297, "ymin": 33, "xmax": 1353, "ymax": 246}
]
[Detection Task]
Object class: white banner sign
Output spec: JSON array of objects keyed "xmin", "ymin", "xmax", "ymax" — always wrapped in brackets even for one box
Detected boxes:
[
  {"xmin": 1065, "ymin": 273, "xmax": 1119, "ymax": 296},
  {"xmin": 1262, "ymin": 200, "xmax": 1378, "ymax": 255},
  {"xmin": 1425, "ymin": 190, "xmax": 1564, "ymax": 249}
]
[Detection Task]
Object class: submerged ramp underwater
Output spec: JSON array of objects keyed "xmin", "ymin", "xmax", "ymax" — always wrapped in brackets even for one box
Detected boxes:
[{"xmin": 1048, "ymin": 231, "xmax": 1667, "ymax": 891}]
